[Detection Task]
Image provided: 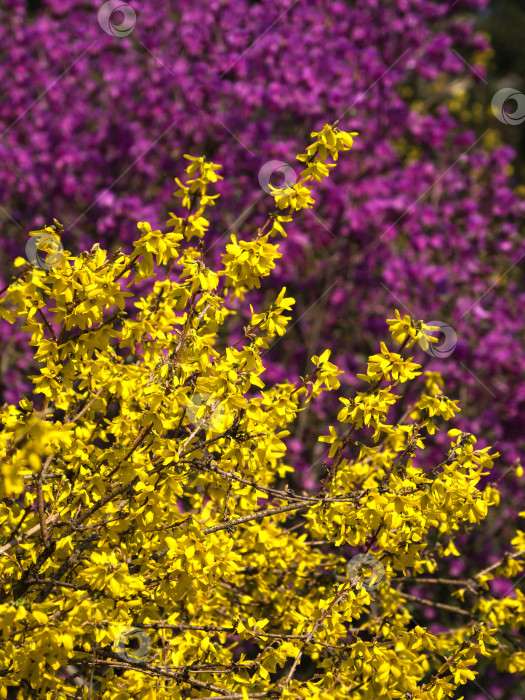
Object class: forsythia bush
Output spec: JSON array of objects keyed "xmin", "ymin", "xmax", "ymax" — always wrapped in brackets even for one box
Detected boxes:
[{"xmin": 0, "ymin": 124, "xmax": 524, "ymax": 699}]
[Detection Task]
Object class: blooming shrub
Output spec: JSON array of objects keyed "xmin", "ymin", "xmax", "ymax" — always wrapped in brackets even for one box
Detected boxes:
[{"xmin": 1, "ymin": 126, "xmax": 524, "ymax": 699}]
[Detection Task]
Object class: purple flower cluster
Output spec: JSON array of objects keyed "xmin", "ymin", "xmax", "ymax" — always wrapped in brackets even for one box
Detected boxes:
[
  {"xmin": 2, "ymin": 0, "xmax": 523, "ymax": 464},
  {"xmin": 2, "ymin": 0, "xmax": 524, "ymax": 464}
]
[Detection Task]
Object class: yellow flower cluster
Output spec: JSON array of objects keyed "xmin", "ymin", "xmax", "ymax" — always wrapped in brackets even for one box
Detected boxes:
[{"xmin": 0, "ymin": 124, "xmax": 523, "ymax": 699}]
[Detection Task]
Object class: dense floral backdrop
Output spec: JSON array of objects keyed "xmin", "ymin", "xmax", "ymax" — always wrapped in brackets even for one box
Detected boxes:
[{"xmin": 3, "ymin": 2, "xmax": 523, "ymax": 460}]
